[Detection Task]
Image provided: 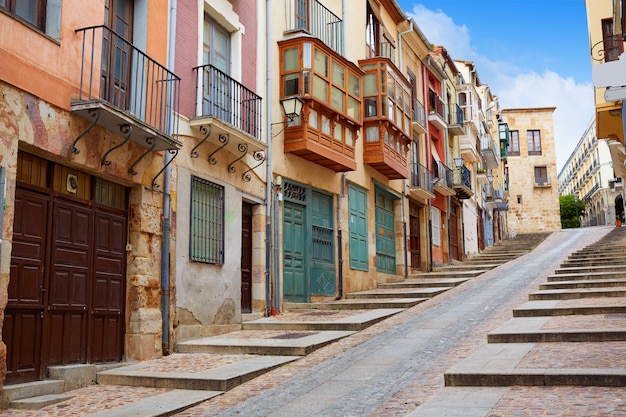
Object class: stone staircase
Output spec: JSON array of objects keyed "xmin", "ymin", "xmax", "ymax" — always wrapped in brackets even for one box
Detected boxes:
[
  {"xmin": 445, "ymin": 226, "xmax": 626, "ymax": 387},
  {"xmin": 1, "ymin": 233, "xmax": 549, "ymax": 413}
]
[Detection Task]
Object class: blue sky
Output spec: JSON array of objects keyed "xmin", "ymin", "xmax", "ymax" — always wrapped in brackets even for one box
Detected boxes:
[{"xmin": 396, "ymin": 0, "xmax": 595, "ymax": 172}]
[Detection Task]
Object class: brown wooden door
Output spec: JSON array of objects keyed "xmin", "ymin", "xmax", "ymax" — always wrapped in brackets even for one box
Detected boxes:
[
  {"xmin": 409, "ymin": 213, "xmax": 421, "ymax": 271},
  {"xmin": 241, "ymin": 203, "xmax": 252, "ymax": 313},
  {"xmin": 478, "ymin": 206, "xmax": 485, "ymax": 251},
  {"xmin": 6, "ymin": 188, "xmax": 48, "ymax": 383},
  {"xmin": 102, "ymin": 0, "xmax": 134, "ymax": 108},
  {"xmin": 450, "ymin": 205, "xmax": 459, "ymax": 261}
]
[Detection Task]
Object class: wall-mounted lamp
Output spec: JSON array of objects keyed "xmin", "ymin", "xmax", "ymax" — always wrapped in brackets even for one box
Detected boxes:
[
  {"xmin": 487, "ymin": 173, "xmax": 494, "ymax": 183},
  {"xmin": 280, "ymin": 96, "xmax": 304, "ymax": 122},
  {"xmin": 454, "ymin": 157, "xmax": 463, "ymax": 168}
]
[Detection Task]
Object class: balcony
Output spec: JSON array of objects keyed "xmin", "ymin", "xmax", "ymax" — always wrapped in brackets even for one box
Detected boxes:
[
  {"xmin": 482, "ymin": 183, "xmax": 497, "ymax": 210},
  {"xmin": 447, "ymin": 103, "xmax": 465, "ymax": 136},
  {"xmin": 459, "ymin": 134, "xmax": 481, "ymax": 163},
  {"xmin": 279, "ymin": 37, "xmax": 363, "ymax": 172},
  {"xmin": 498, "ymin": 122, "xmax": 509, "ymax": 160},
  {"xmin": 591, "ymin": 34, "xmax": 624, "ymax": 63},
  {"xmin": 476, "ymin": 163, "xmax": 488, "ymax": 184},
  {"xmin": 433, "ymin": 161, "xmax": 455, "ymax": 196},
  {"xmin": 451, "ymin": 165, "xmax": 473, "ymax": 199},
  {"xmin": 428, "ymin": 89, "xmax": 447, "ymax": 130},
  {"xmin": 71, "ymin": 25, "xmax": 181, "ymax": 177},
  {"xmin": 285, "ymin": 0, "xmax": 343, "ymax": 55},
  {"xmin": 189, "ymin": 64, "xmax": 266, "ymax": 179},
  {"xmin": 480, "ymin": 134, "xmax": 499, "ymax": 169},
  {"xmin": 412, "ymin": 96, "xmax": 427, "ymax": 135},
  {"xmin": 409, "ymin": 162, "xmax": 435, "ymax": 201},
  {"xmin": 360, "ymin": 58, "xmax": 412, "ymax": 179}
]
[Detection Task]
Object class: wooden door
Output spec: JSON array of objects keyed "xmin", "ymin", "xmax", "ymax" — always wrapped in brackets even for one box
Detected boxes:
[
  {"xmin": 310, "ymin": 192, "xmax": 334, "ymax": 296},
  {"xmin": 241, "ymin": 203, "xmax": 252, "ymax": 313},
  {"xmin": 409, "ymin": 212, "xmax": 421, "ymax": 270},
  {"xmin": 450, "ymin": 204, "xmax": 459, "ymax": 261},
  {"xmin": 375, "ymin": 190, "xmax": 396, "ymax": 274},
  {"xmin": 283, "ymin": 202, "xmax": 306, "ymax": 302},
  {"xmin": 102, "ymin": 0, "xmax": 134, "ymax": 108},
  {"xmin": 6, "ymin": 188, "xmax": 48, "ymax": 383}
]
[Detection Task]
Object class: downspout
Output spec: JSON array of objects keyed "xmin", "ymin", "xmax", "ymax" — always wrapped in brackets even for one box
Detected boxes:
[
  {"xmin": 442, "ymin": 77, "xmax": 452, "ymax": 264},
  {"xmin": 398, "ymin": 21, "xmax": 412, "ymax": 277},
  {"xmin": 424, "ymin": 59, "xmax": 433, "ymax": 271},
  {"xmin": 0, "ymin": 166, "xmax": 5, "ymax": 263},
  {"xmin": 265, "ymin": 0, "xmax": 273, "ymax": 316},
  {"xmin": 336, "ymin": 172, "xmax": 348, "ymax": 299},
  {"xmin": 342, "ymin": 0, "xmax": 346, "ymax": 57},
  {"xmin": 161, "ymin": 0, "xmax": 177, "ymax": 354}
]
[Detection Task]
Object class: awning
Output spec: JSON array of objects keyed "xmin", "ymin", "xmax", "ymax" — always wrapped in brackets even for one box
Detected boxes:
[{"xmin": 596, "ymin": 102, "xmax": 624, "ymax": 143}]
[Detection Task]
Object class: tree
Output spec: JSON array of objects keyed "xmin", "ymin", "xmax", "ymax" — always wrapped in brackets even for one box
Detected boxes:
[{"xmin": 560, "ymin": 194, "xmax": 586, "ymax": 228}]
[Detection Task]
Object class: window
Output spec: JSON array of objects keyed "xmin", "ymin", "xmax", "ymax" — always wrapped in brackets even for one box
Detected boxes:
[
  {"xmin": 527, "ymin": 130, "xmax": 541, "ymax": 155},
  {"xmin": 190, "ymin": 176, "xmax": 224, "ymax": 264},
  {"xmin": 365, "ymin": 1, "xmax": 381, "ymax": 59},
  {"xmin": 431, "ymin": 206, "xmax": 441, "ymax": 246},
  {"xmin": 534, "ymin": 166, "xmax": 548, "ymax": 185},
  {"xmin": 507, "ymin": 130, "xmax": 520, "ymax": 156},
  {"xmin": 1, "ymin": 0, "xmax": 46, "ymax": 31}
]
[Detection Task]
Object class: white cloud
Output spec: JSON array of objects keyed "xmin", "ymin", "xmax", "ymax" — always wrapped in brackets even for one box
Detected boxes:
[{"xmin": 406, "ymin": 4, "xmax": 595, "ymax": 172}]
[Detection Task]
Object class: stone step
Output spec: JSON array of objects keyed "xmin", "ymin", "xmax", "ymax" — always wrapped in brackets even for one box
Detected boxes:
[
  {"xmin": 242, "ymin": 308, "xmax": 403, "ymax": 331},
  {"xmin": 409, "ymin": 270, "xmax": 487, "ymax": 280},
  {"xmin": 529, "ymin": 287, "xmax": 626, "ymax": 300},
  {"xmin": 9, "ymin": 393, "xmax": 74, "ymax": 410},
  {"xmin": 513, "ymin": 300, "xmax": 626, "ymax": 317},
  {"xmin": 176, "ymin": 330, "xmax": 355, "ymax": 356},
  {"xmin": 347, "ymin": 287, "xmax": 449, "ymax": 299},
  {"xmin": 561, "ymin": 259, "xmax": 626, "ymax": 267},
  {"xmin": 378, "ymin": 278, "xmax": 470, "ymax": 289},
  {"xmin": 568, "ymin": 249, "xmax": 626, "ymax": 258},
  {"xmin": 303, "ymin": 298, "xmax": 427, "ymax": 310},
  {"xmin": 432, "ymin": 264, "xmax": 499, "ymax": 272},
  {"xmin": 98, "ymin": 355, "xmax": 299, "ymax": 391},
  {"xmin": 555, "ymin": 265, "xmax": 626, "ymax": 274},
  {"xmin": 548, "ymin": 271, "xmax": 626, "ymax": 282},
  {"xmin": 1, "ymin": 380, "xmax": 65, "ymax": 409},
  {"xmin": 540, "ymin": 278, "xmax": 626, "ymax": 290},
  {"xmin": 488, "ymin": 328, "xmax": 626, "ymax": 343}
]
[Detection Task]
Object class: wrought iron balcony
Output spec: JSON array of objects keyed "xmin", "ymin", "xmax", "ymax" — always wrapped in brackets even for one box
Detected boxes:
[
  {"xmin": 452, "ymin": 165, "xmax": 473, "ymax": 199},
  {"xmin": 409, "ymin": 161, "xmax": 435, "ymax": 201},
  {"xmin": 428, "ymin": 89, "xmax": 447, "ymax": 130},
  {"xmin": 591, "ymin": 34, "xmax": 624, "ymax": 63},
  {"xmin": 286, "ymin": 0, "xmax": 343, "ymax": 55},
  {"xmin": 447, "ymin": 103, "xmax": 465, "ymax": 136},
  {"xmin": 412, "ymin": 96, "xmax": 427, "ymax": 134},
  {"xmin": 433, "ymin": 160, "xmax": 455, "ymax": 196},
  {"xmin": 72, "ymin": 25, "xmax": 181, "ymax": 152}
]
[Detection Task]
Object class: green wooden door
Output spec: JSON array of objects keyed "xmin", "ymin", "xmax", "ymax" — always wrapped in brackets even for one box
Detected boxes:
[
  {"xmin": 283, "ymin": 202, "xmax": 306, "ymax": 302},
  {"xmin": 310, "ymin": 192, "xmax": 334, "ymax": 296},
  {"xmin": 375, "ymin": 189, "xmax": 396, "ymax": 274},
  {"xmin": 348, "ymin": 184, "xmax": 368, "ymax": 270}
]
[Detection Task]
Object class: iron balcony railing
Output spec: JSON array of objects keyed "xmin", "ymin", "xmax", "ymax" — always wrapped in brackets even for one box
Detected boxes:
[
  {"xmin": 76, "ymin": 25, "xmax": 180, "ymax": 137},
  {"xmin": 448, "ymin": 103, "xmax": 464, "ymax": 126},
  {"xmin": 494, "ymin": 185, "xmax": 505, "ymax": 200},
  {"xmin": 194, "ymin": 64, "xmax": 263, "ymax": 141},
  {"xmin": 434, "ymin": 160, "xmax": 453, "ymax": 188},
  {"xmin": 428, "ymin": 89, "xmax": 446, "ymax": 120},
  {"xmin": 452, "ymin": 165, "xmax": 472, "ymax": 190},
  {"xmin": 483, "ymin": 183, "xmax": 494, "ymax": 200},
  {"xmin": 480, "ymin": 135, "xmax": 499, "ymax": 159},
  {"xmin": 591, "ymin": 34, "xmax": 624, "ymax": 63},
  {"xmin": 286, "ymin": 0, "xmax": 343, "ymax": 55},
  {"xmin": 409, "ymin": 161, "xmax": 434, "ymax": 193},
  {"xmin": 412, "ymin": 96, "xmax": 426, "ymax": 127}
]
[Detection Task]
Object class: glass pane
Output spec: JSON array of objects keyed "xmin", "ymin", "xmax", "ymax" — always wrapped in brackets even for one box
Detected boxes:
[
  {"xmin": 388, "ymin": 78, "xmax": 395, "ymax": 101},
  {"xmin": 332, "ymin": 61, "xmax": 344, "ymax": 88},
  {"xmin": 404, "ymin": 92, "xmax": 411, "ymax": 113},
  {"xmin": 283, "ymin": 47, "xmax": 299, "ymax": 71},
  {"xmin": 381, "ymin": 95, "xmax": 387, "ymax": 116},
  {"xmin": 396, "ymin": 85, "xmax": 403, "ymax": 107},
  {"xmin": 364, "ymin": 97, "xmax": 377, "ymax": 117},
  {"xmin": 334, "ymin": 123, "xmax": 343, "ymax": 141},
  {"xmin": 388, "ymin": 97, "xmax": 394, "ymax": 122},
  {"xmin": 331, "ymin": 86, "xmax": 344, "ymax": 112},
  {"xmin": 314, "ymin": 49, "xmax": 328, "ymax": 77},
  {"xmin": 348, "ymin": 97, "xmax": 360, "ymax": 120},
  {"xmin": 213, "ymin": 29, "xmax": 230, "ymax": 72},
  {"xmin": 313, "ymin": 75, "xmax": 328, "ymax": 102},
  {"xmin": 309, "ymin": 109, "xmax": 319, "ymax": 128},
  {"xmin": 405, "ymin": 115, "xmax": 411, "ymax": 134},
  {"xmin": 321, "ymin": 114, "xmax": 331, "ymax": 134},
  {"xmin": 367, "ymin": 126, "xmax": 379, "ymax": 142},
  {"xmin": 380, "ymin": 70, "xmax": 386, "ymax": 93},
  {"xmin": 303, "ymin": 43, "xmax": 312, "ymax": 68},
  {"xmin": 364, "ymin": 73, "xmax": 378, "ymax": 95},
  {"xmin": 284, "ymin": 73, "xmax": 299, "ymax": 96},
  {"xmin": 346, "ymin": 128, "xmax": 353, "ymax": 147},
  {"xmin": 348, "ymin": 72, "xmax": 360, "ymax": 97}
]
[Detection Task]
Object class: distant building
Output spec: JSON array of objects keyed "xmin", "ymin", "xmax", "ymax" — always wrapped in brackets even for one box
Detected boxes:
[
  {"xmin": 502, "ymin": 108, "xmax": 561, "ymax": 233},
  {"xmin": 559, "ymin": 117, "xmax": 619, "ymax": 226}
]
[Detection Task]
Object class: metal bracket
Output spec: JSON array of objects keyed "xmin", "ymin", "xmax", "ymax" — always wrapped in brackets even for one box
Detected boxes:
[
  {"xmin": 228, "ymin": 143, "xmax": 248, "ymax": 173},
  {"xmin": 151, "ymin": 149, "xmax": 179, "ymax": 189},
  {"xmin": 208, "ymin": 133, "xmax": 229, "ymax": 165},
  {"xmin": 102, "ymin": 125, "xmax": 133, "ymax": 166},
  {"xmin": 242, "ymin": 151, "xmax": 266, "ymax": 182},
  {"xmin": 190, "ymin": 125, "xmax": 212, "ymax": 158},
  {"xmin": 71, "ymin": 108, "xmax": 100, "ymax": 154},
  {"xmin": 129, "ymin": 137, "xmax": 156, "ymax": 175}
]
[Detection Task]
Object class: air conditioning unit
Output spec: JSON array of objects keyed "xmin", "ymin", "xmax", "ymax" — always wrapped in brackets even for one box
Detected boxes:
[{"xmin": 609, "ymin": 178, "xmax": 623, "ymax": 192}]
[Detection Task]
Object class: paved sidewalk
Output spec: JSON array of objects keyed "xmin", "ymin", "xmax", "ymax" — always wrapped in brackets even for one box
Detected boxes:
[{"xmin": 2, "ymin": 226, "xmax": 622, "ymax": 416}]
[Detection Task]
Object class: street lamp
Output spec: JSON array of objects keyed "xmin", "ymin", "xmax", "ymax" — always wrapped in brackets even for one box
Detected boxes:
[
  {"xmin": 454, "ymin": 156, "xmax": 463, "ymax": 168},
  {"xmin": 280, "ymin": 96, "xmax": 304, "ymax": 122}
]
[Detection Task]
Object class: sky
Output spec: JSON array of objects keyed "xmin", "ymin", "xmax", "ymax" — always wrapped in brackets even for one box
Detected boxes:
[{"xmin": 396, "ymin": 0, "xmax": 595, "ymax": 173}]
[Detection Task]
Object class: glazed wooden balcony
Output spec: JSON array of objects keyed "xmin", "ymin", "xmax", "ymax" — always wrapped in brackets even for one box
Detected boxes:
[
  {"xmin": 279, "ymin": 37, "xmax": 363, "ymax": 172},
  {"xmin": 360, "ymin": 58, "xmax": 412, "ymax": 179}
]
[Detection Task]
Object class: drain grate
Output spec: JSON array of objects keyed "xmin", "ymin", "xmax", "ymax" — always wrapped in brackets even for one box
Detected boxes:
[{"xmin": 270, "ymin": 332, "xmax": 312, "ymax": 340}]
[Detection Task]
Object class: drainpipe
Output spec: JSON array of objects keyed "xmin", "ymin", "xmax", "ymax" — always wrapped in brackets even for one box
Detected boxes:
[
  {"xmin": 336, "ymin": 172, "xmax": 348, "ymax": 299},
  {"xmin": 0, "ymin": 166, "xmax": 5, "ymax": 263},
  {"xmin": 442, "ymin": 78, "xmax": 452, "ymax": 265},
  {"xmin": 342, "ymin": 0, "xmax": 346, "ymax": 57},
  {"xmin": 265, "ymin": 0, "xmax": 273, "ymax": 316},
  {"xmin": 398, "ymin": 21, "xmax": 412, "ymax": 277},
  {"xmin": 424, "ymin": 59, "xmax": 433, "ymax": 271},
  {"xmin": 161, "ymin": 0, "xmax": 177, "ymax": 355}
]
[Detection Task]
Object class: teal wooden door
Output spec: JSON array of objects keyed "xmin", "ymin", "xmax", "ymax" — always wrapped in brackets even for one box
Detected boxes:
[
  {"xmin": 375, "ymin": 189, "xmax": 396, "ymax": 274},
  {"xmin": 283, "ymin": 202, "xmax": 307, "ymax": 302},
  {"xmin": 311, "ymin": 192, "xmax": 335, "ymax": 296},
  {"xmin": 348, "ymin": 184, "xmax": 368, "ymax": 271}
]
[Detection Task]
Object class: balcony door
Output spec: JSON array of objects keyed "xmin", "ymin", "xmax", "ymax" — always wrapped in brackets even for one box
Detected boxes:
[
  {"xmin": 102, "ymin": 0, "xmax": 134, "ymax": 110},
  {"xmin": 203, "ymin": 15, "xmax": 231, "ymax": 119}
]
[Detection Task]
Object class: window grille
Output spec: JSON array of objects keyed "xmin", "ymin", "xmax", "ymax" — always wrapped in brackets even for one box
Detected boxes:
[{"xmin": 190, "ymin": 176, "xmax": 224, "ymax": 264}]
